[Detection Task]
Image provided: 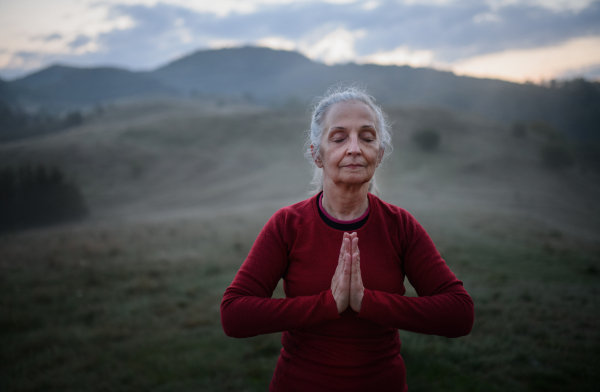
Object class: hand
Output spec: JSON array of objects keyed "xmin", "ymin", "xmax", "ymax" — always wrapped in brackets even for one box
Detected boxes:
[
  {"xmin": 331, "ymin": 232, "xmax": 364, "ymax": 313},
  {"xmin": 331, "ymin": 233, "xmax": 352, "ymax": 313},
  {"xmin": 349, "ymin": 235, "xmax": 364, "ymax": 312}
]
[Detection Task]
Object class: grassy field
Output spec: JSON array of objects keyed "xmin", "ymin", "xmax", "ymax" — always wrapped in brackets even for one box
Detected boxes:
[
  {"xmin": 1, "ymin": 99, "xmax": 599, "ymax": 391},
  {"xmin": 1, "ymin": 213, "xmax": 598, "ymax": 392}
]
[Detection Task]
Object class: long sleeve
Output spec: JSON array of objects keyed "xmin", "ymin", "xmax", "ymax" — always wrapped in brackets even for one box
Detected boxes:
[
  {"xmin": 220, "ymin": 211, "xmax": 340, "ymax": 338},
  {"xmin": 357, "ymin": 212, "xmax": 474, "ymax": 338}
]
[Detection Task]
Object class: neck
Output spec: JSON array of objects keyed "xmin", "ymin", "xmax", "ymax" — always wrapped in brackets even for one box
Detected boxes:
[{"xmin": 321, "ymin": 180, "xmax": 369, "ymax": 221}]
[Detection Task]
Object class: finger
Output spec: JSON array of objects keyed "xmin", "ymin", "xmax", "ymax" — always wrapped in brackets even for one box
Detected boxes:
[
  {"xmin": 351, "ymin": 251, "xmax": 360, "ymax": 290},
  {"xmin": 338, "ymin": 237, "xmax": 351, "ymax": 276},
  {"xmin": 341, "ymin": 234, "xmax": 350, "ymax": 255},
  {"xmin": 338, "ymin": 234, "xmax": 347, "ymax": 261},
  {"xmin": 335, "ymin": 235, "xmax": 349, "ymax": 278},
  {"xmin": 345, "ymin": 237, "xmax": 351, "ymax": 257},
  {"xmin": 340, "ymin": 253, "xmax": 351, "ymax": 292},
  {"xmin": 352, "ymin": 237, "xmax": 358, "ymax": 256},
  {"xmin": 344, "ymin": 251, "xmax": 352, "ymax": 277},
  {"xmin": 356, "ymin": 252, "xmax": 363, "ymax": 288}
]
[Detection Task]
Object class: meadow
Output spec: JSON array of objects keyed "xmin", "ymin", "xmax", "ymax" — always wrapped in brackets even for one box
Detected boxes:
[{"xmin": 1, "ymin": 98, "xmax": 599, "ymax": 391}]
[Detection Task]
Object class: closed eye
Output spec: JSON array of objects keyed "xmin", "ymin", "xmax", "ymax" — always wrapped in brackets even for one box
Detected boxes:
[{"xmin": 331, "ymin": 132, "xmax": 347, "ymax": 143}]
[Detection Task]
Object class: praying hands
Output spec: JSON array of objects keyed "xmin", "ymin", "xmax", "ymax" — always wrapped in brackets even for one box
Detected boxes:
[{"xmin": 331, "ymin": 232, "xmax": 364, "ymax": 313}]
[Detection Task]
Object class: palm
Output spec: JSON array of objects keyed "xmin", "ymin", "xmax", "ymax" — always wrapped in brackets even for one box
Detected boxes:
[{"xmin": 331, "ymin": 233, "xmax": 364, "ymax": 313}]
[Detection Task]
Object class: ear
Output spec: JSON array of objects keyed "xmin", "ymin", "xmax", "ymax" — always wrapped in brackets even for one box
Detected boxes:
[
  {"xmin": 311, "ymin": 144, "xmax": 323, "ymax": 168},
  {"xmin": 376, "ymin": 148, "xmax": 384, "ymax": 167}
]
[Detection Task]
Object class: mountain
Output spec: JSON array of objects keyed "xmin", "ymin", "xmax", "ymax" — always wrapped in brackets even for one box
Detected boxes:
[
  {"xmin": 0, "ymin": 77, "xmax": 20, "ymax": 104},
  {"xmin": 148, "ymin": 46, "xmax": 322, "ymax": 96},
  {"xmin": 147, "ymin": 47, "xmax": 600, "ymax": 140},
  {"xmin": 3, "ymin": 47, "xmax": 600, "ymax": 140},
  {"xmin": 9, "ymin": 65, "xmax": 175, "ymax": 111}
]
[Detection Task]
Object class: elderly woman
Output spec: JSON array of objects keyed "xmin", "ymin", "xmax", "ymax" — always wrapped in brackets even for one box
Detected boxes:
[{"xmin": 220, "ymin": 87, "xmax": 474, "ymax": 392}]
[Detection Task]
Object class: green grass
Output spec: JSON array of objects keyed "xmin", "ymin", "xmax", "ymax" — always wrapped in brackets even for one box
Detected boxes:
[
  {"xmin": 1, "ymin": 216, "xmax": 598, "ymax": 392},
  {"xmin": 402, "ymin": 234, "xmax": 600, "ymax": 392}
]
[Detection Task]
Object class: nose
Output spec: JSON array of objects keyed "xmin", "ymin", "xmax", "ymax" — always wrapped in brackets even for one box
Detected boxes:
[{"xmin": 347, "ymin": 135, "xmax": 361, "ymax": 156}]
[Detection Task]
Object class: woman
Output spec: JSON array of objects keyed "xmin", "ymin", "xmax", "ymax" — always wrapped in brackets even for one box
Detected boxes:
[{"xmin": 221, "ymin": 86, "xmax": 474, "ymax": 392}]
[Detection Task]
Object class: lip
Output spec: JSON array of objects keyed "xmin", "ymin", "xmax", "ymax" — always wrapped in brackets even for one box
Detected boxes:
[{"xmin": 343, "ymin": 164, "xmax": 364, "ymax": 168}]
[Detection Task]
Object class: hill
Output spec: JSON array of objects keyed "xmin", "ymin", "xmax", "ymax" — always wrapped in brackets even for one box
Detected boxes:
[
  {"xmin": 148, "ymin": 46, "xmax": 321, "ymax": 97},
  {"xmin": 1, "ymin": 99, "xmax": 599, "ymax": 392},
  {"xmin": 3, "ymin": 47, "xmax": 600, "ymax": 140},
  {"xmin": 0, "ymin": 98, "xmax": 598, "ymax": 240},
  {"xmin": 9, "ymin": 65, "xmax": 175, "ymax": 112}
]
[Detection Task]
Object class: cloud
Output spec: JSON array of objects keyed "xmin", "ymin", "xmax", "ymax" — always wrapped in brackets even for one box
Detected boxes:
[
  {"xmin": 452, "ymin": 36, "xmax": 600, "ymax": 82},
  {"xmin": 43, "ymin": 33, "xmax": 63, "ymax": 42},
  {"xmin": 358, "ymin": 46, "xmax": 436, "ymax": 68},
  {"xmin": 97, "ymin": 0, "xmax": 600, "ymax": 63},
  {"xmin": 1, "ymin": 0, "xmax": 600, "ymax": 81},
  {"xmin": 69, "ymin": 35, "xmax": 92, "ymax": 49}
]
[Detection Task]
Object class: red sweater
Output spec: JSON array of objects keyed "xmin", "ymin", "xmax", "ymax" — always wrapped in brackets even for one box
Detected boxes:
[{"xmin": 221, "ymin": 193, "xmax": 474, "ymax": 392}]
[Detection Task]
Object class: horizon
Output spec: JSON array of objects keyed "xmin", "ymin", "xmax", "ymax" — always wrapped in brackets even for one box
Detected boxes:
[
  {"xmin": 3, "ymin": 45, "xmax": 597, "ymax": 87},
  {"xmin": 2, "ymin": 0, "xmax": 599, "ymax": 84}
]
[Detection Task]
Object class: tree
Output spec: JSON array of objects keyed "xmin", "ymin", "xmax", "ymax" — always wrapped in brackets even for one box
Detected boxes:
[
  {"xmin": 540, "ymin": 143, "xmax": 574, "ymax": 170},
  {"xmin": 511, "ymin": 122, "xmax": 527, "ymax": 138},
  {"xmin": 412, "ymin": 128, "xmax": 440, "ymax": 152},
  {"xmin": 0, "ymin": 164, "xmax": 88, "ymax": 232}
]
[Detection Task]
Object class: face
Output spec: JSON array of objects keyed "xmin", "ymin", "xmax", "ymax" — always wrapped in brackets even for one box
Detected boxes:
[{"xmin": 312, "ymin": 100, "xmax": 383, "ymax": 188}]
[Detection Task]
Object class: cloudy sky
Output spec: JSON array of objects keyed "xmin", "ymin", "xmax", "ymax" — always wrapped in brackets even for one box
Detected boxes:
[{"xmin": 1, "ymin": 0, "xmax": 599, "ymax": 83}]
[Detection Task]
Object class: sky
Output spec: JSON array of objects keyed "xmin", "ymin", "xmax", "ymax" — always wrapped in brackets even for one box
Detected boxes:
[{"xmin": 0, "ymin": 0, "xmax": 599, "ymax": 83}]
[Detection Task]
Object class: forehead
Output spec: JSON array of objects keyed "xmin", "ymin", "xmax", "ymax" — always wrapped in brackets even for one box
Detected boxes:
[{"xmin": 323, "ymin": 100, "xmax": 378, "ymax": 131}]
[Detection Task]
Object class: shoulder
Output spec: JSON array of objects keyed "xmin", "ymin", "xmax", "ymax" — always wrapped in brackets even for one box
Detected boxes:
[
  {"xmin": 369, "ymin": 193, "xmax": 418, "ymax": 225},
  {"xmin": 267, "ymin": 195, "xmax": 319, "ymax": 229},
  {"xmin": 368, "ymin": 193, "xmax": 428, "ymax": 246},
  {"xmin": 257, "ymin": 196, "xmax": 319, "ymax": 252}
]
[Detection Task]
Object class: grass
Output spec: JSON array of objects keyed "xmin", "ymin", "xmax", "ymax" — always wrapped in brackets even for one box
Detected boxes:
[
  {"xmin": 402, "ymin": 232, "xmax": 600, "ymax": 392},
  {"xmin": 1, "ymin": 214, "xmax": 598, "ymax": 392},
  {"xmin": 1, "ymin": 100, "xmax": 598, "ymax": 390}
]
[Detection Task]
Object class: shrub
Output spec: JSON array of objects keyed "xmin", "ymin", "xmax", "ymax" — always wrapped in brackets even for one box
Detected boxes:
[
  {"xmin": 412, "ymin": 128, "xmax": 440, "ymax": 152},
  {"xmin": 0, "ymin": 101, "xmax": 85, "ymax": 142},
  {"xmin": 62, "ymin": 111, "xmax": 84, "ymax": 128},
  {"xmin": 576, "ymin": 142, "xmax": 600, "ymax": 172},
  {"xmin": 540, "ymin": 142, "xmax": 575, "ymax": 170},
  {"xmin": 0, "ymin": 164, "xmax": 88, "ymax": 232},
  {"xmin": 529, "ymin": 121, "xmax": 562, "ymax": 142},
  {"xmin": 511, "ymin": 122, "xmax": 527, "ymax": 138}
]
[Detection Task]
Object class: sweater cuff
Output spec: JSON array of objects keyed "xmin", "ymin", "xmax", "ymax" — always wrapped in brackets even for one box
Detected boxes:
[{"xmin": 356, "ymin": 288, "xmax": 377, "ymax": 321}]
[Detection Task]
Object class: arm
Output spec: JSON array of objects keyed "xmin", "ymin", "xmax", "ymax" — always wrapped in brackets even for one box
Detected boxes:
[
  {"xmin": 220, "ymin": 212, "xmax": 340, "ymax": 338},
  {"xmin": 357, "ymin": 213, "xmax": 474, "ymax": 338}
]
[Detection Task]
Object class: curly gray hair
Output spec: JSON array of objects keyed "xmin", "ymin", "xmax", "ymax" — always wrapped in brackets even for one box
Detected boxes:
[{"xmin": 304, "ymin": 85, "xmax": 393, "ymax": 194}]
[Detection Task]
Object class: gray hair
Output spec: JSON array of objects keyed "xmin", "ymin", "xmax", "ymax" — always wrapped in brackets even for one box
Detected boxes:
[{"xmin": 304, "ymin": 85, "xmax": 393, "ymax": 194}]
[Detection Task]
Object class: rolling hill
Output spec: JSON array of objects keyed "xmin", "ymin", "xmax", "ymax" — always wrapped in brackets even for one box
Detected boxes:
[
  {"xmin": 8, "ymin": 65, "xmax": 175, "ymax": 112},
  {"xmin": 1, "ymin": 96, "xmax": 599, "ymax": 392},
  {"xmin": 2, "ymin": 47, "xmax": 599, "ymax": 140},
  {"xmin": 0, "ymin": 98, "xmax": 598, "ymax": 242}
]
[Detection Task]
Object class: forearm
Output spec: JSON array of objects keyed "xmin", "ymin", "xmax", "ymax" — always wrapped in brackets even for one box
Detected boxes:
[
  {"xmin": 221, "ymin": 288, "xmax": 340, "ymax": 338},
  {"xmin": 358, "ymin": 286, "xmax": 474, "ymax": 338}
]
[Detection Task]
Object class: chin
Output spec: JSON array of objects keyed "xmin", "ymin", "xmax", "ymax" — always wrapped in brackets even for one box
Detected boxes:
[{"xmin": 338, "ymin": 177, "xmax": 371, "ymax": 186}]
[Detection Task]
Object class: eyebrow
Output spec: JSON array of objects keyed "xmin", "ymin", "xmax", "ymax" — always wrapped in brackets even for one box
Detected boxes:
[{"xmin": 330, "ymin": 125, "xmax": 376, "ymax": 131}]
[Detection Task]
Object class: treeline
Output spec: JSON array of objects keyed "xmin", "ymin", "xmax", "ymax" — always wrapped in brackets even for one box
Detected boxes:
[
  {"xmin": 0, "ymin": 100, "xmax": 83, "ymax": 142},
  {"xmin": 512, "ymin": 120, "xmax": 600, "ymax": 171},
  {"xmin": 0, "ymin": 164, "xmax": 88, "ymax": 232},
  {"xmin": 540, "ymin": 78, "xmax": 600, "ymax": 141},
  {"xmin": 410, "ymin": 122, "xmax": 600, "ymax": 172}
]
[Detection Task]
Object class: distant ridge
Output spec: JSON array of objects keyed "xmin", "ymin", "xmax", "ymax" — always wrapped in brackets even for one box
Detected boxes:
[
  {"xmin": 10, "ymin": 65, "xmax": 175, "ymax": 111},
  {"xmin": 150, "ymin": 46, "xmax": 321, "ymax": 95},
  {"xmin": 4, "ymin": 46, "xmax": 600, "ymax": 140},
  {"xmin": 0, "ymin": 77, "xmax": 19, "ymax": 104}
]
